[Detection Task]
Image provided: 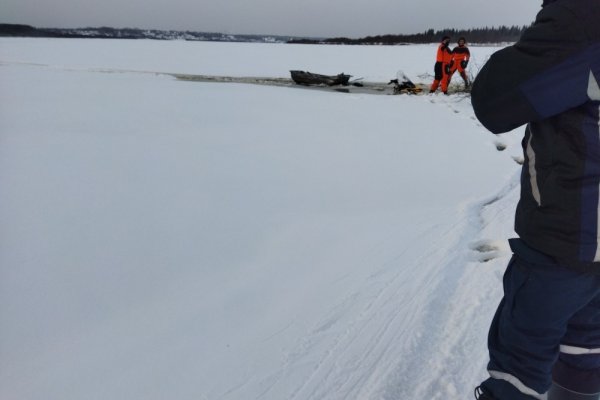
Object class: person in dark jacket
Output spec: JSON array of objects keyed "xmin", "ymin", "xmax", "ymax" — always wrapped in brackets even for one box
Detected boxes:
[
  {"xmin": 430, "ymin": 35, "xmax": 453, "ymax": 94},
  {"xmin": 471, "ymin": 0, "xmax": 600, "ymax": 399}
]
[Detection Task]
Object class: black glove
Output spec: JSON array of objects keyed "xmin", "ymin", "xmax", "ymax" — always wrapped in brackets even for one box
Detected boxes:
[
  {"xmin": 444, "ymin": 64, "xmax": 451, "ymax": 74},
  {"xmin": 460, "ymin": 60, "xmax": 468, "ymax": 69}
]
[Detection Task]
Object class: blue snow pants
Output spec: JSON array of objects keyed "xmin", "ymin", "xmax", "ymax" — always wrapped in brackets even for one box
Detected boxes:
[{"xmin": 480, "ymin": 239, "xmax": 600, "ymax": 400}]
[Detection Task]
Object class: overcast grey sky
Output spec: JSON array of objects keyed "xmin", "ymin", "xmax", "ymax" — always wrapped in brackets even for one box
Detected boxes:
[{"xmin": 2, "ymin": 0, "xmax": 542, "ymax": 38}]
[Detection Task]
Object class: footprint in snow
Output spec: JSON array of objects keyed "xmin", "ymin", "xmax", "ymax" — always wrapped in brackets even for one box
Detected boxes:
[
  {"xmin": 469, "ymin": 240, "xmax": 510, "ymax": 263},
  {"xmin": 494, "ymin": 141, "xmax": 507, "ymax": 151}
]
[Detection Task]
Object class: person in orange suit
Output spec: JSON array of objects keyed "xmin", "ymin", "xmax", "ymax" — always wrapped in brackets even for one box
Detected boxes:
[
  {"xmin": 446, "ymin": 37, "xmax": 471, "ymax": 90},
  {"xmin": 430, "ymin": 36, "xmax": 453, "ymax": 94}
]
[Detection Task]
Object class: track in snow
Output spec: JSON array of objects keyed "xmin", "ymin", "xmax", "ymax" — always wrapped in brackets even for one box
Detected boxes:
[{"xmin": 216, "ymin": 95, "xmax": 522, "ymax": 400}]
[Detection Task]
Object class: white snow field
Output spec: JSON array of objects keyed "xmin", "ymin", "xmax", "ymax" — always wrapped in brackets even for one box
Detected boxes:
[{"xmin": 1, "ymin": 38, "xmax": 523, "ymax": 400}]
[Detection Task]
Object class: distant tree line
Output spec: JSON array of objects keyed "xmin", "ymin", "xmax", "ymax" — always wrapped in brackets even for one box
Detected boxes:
[
  {"xmin": 0, "ymin": 24, "xmax": 148, "ymax": 39},
  {"xmin": 1, "ymin": 23, "xmax": 529, "ymax": 45},
  {"xmin": 0, "ymin": 23, "xmax": 297, "ymax": 43},
  {"xmin": 288, "ymin": 26, "xmax": 530, "ymax": 45}
]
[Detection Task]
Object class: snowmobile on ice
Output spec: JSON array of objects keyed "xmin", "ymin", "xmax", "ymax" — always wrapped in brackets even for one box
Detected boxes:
[{"xmin": 388, "ymin": 71, "xmax": 423, "ymax": 95}]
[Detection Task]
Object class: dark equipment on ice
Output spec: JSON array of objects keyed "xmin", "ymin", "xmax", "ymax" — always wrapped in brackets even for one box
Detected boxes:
[
  {"xmin": 388, "ymin": 77, "xmax": 422, "ymax": 95},
  {"xmin": 290, "ymin": 70, "xmax": 352, "ymax": 86}
]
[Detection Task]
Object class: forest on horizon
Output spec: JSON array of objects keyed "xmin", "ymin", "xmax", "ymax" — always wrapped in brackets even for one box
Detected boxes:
[
  {"xmin": 289, "ymin": 26, "xmax": 529, "ymax": 44},
  {"xmin": 0, "ymin": 23, "xmax": 528, "ymax": 44}
]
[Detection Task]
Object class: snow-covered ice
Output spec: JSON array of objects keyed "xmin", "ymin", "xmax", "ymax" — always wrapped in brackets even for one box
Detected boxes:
[{"xmin": 1, "ymin": 38, "xmax": 522, "ymax": 400}]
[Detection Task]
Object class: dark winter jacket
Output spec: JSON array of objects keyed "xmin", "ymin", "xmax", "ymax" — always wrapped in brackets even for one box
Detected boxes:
[{"xmin": 471, "ymin": 0, "xmax": 600, "ymax": 270}]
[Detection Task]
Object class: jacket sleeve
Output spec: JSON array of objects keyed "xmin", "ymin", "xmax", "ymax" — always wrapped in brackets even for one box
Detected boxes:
[{"xmin": 471, "ymin": 2, "xmax": 594, "ymax": 134}]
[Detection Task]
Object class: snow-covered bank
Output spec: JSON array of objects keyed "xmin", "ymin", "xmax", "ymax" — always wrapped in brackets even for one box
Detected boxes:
[{"xmin": 0, "ymin": 39, "xmax": 521, "ymax": 400}]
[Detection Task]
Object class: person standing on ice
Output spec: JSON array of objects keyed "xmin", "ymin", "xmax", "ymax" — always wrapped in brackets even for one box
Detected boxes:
[
  {"xmin": 470, "ymin": 0, "xmax": 600, "ymax": 399},
  {"xmin": 446, "ymin": 37, "xmax": 470, "ymax": 90},
  {"xmin": 429, "ymin": 35, "xmax": 453, "ymax": 94}
]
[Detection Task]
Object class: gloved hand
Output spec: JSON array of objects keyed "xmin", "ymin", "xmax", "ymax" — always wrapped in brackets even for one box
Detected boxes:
[
  {"xmin": 444, "ymin": 64, "xmax": 451, "ymax": 74},
  {"xmin": 460, "ymin": 60, "xmax": 468, "ymax": 69}
]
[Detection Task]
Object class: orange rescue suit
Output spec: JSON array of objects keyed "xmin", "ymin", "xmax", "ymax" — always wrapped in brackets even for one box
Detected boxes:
[
  {"xmin": 446, "ymin": 39, "xmax": 471, "ymax": 89},
  {"xmin": 430, "ymin": 40, "xmax": 453, "ymax": 93}
]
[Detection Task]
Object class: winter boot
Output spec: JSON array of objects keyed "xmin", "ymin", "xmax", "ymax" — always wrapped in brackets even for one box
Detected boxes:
[
  {"xmin": 548, "ymin": 383, "xmax": 600, "ymax": 400},
  {"xmin": 474, "ymin": 386, "xmax": 497, "ymax": 399}
]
